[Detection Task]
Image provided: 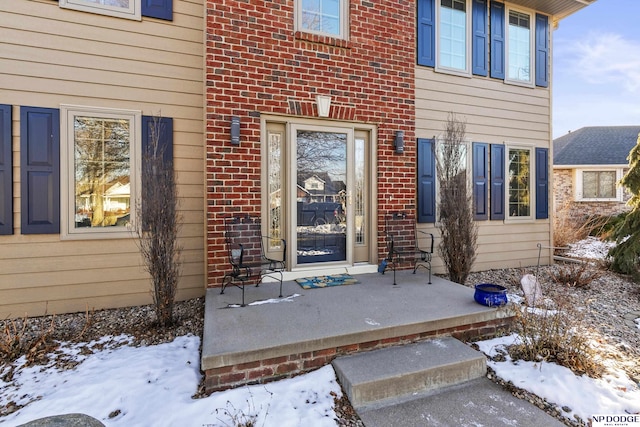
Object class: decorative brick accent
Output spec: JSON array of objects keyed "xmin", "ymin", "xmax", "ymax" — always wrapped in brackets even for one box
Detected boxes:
[
  {"xmin": 205, "ymin": 0, "xmax": 417, "ymax": 286},
  {"xmin": 203, "ymin": 316, "xmax": 513, "ymax": 393}
]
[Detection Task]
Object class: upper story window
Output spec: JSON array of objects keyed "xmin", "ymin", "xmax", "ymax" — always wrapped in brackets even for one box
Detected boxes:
[
  {"xmin": 507, "ymin": 9, "xmax": 532, "ymax": 84},
  {"xmin": 61, "ymin": 105, "xmax": 141, "ymax": 239},
  {"xmin": 438, "ymin": 0, "xmax": 469, "ymax": 73},
  {"xmin": 297, "ymin": 0, "xmax": 348, "ymax": 39},
  {"xmin": 60, "ymin": 0, "xmax": 142, "ymax": 20},
  {"xmin": 417, "ymin": 0, "xmax": 549, "ymax": 87}
]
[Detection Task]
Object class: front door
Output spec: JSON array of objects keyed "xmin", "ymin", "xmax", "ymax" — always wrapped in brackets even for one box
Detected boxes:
[{"xmin": 264, "ymin": 120, "xmax": 373, "ymax": 269}]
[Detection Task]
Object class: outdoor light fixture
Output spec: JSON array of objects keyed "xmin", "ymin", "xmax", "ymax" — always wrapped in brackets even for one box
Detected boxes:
[
  {"xmin": 316, "ymin": 95, "xmax": 331, "ymax": 118},
  {"xmin": 394, "ymin": 131, "xmax": 404, "ymax": 154},
  {"xmin": 230, "ymin": 116, "xmax": 240, "ymax": 145}
]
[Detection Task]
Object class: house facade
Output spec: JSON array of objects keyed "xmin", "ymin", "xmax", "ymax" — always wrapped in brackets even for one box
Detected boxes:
[
  {"xmin": 204, "ymin": 0, "xmax": 594, "ymax": 286},
  {"xmin": 1, "ymin": 0, "xmax": 595, "ymax": 319},
  {"xmin": 0, "ymin": 0, "xmax": 206, "ymax": 319},
  {"xmin": 553, "ymin": 126, "xmax": 639, "ymax": 222}
]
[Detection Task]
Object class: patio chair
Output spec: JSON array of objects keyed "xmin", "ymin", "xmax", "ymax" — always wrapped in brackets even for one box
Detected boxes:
[
  {"xmin": 221, "ymin": 215, "xmax": 286, "ymax": 306},
  {"xmin": 384, "ymin": 212, "xmax": 434, "ymax": 286}
]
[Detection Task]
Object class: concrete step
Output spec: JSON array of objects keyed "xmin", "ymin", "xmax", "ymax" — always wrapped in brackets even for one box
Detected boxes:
[{"xmin": 331, "ymin": 337, "xmax": 486, "ymax": 409}]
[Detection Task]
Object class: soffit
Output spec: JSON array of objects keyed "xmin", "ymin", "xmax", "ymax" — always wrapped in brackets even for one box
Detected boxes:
[{"xmin": 507, "ymin": 0, "xmax": 596, "ymax": 21}]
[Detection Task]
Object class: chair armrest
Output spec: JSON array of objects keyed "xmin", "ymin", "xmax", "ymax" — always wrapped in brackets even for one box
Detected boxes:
[{"xmin": 417, "ymin": 230, "xmax": 434, "ymax": 253}]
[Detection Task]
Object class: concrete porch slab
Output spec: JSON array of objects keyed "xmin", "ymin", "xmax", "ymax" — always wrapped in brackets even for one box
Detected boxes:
[{"xmin": 201, "ymin": 270, "xmax": 511, "ymax": 377}]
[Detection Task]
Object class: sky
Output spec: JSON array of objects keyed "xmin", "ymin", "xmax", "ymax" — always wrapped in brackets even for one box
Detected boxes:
[
  {"xmin": 553, "ymin": 0, "xmax": 640, "ymax": 139},
  {"xmin": 1, "ymin": 238, "xmax": 640, "ymax": 427}
]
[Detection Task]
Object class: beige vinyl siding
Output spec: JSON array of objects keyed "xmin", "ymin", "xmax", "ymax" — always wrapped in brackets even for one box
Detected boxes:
[
  {"xmin": 0, "ymin": 0, "xmax": 205, "ymax": 318},
  {"xmin": 416, "ymin": 68, "xmax": 552, "ymax": 274}
]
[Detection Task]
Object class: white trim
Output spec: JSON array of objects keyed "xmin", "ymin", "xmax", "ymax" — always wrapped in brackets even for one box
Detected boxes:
[
  {"xmin": 435, "ymin": 0, "xmax": 472, "ymax": 77},
  {"xmin": 60, "ymin": 105, "xmax": 141, "ymax": 240},
  {"xmin": 504, "ymin": 5, "xmax": 535, "ymax": 87},
  {"xmin": 574, "ymin": 168, "xmax": 624, "ymax": 202},
  {"xmin": 60, "ymin": 0, "xmax": 141, "ymax": 20},
  {"xmin": 295, "ymin": 0, "xmax": 349, "ymax": 40},
  {"xmin": 505, "ymin": 143, "xmax": 535, "ymax": 222}
]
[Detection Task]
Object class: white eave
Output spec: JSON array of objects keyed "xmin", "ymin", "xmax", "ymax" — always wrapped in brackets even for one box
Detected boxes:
[{"xmin": 508, "ymin": 0, "xmax": 596, "ymax": 21}]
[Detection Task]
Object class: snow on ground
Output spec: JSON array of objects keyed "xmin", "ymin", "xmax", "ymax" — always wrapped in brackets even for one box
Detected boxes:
[
  {"xmin": 565, "ymin": 236, "xmax": 615, "ymax": 260},
  {"xmin": 0, "ymin": 335, "xmax": 340, "ymax": 427},
  {"xmin": 477, "ymin": 334, "xmax": 640, "ymax": 423},
  {"xmin": 2, "ymin": 236, "xmax": 638, "ymax": 426}
]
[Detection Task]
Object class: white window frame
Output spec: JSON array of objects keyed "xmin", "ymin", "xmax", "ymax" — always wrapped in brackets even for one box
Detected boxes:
[
  {"xmin": 505, "ymin": 143, "xmax": 534, "ymax": 221},
  {"xmin": 575, "ymin": 168, "xmax": 623, "ymax": 202},
  {"xmin": 60, "ymin": 0, "xmax": 142, "ymax": 21},
  {"xmin": 505, "ymin": 6, "xmax": 534, "ymax": 86},
  {"xmin": 295, "ymin": 0, "xmax": 349, "ymax": 39},
  {"xmin": 435, "ymin": 0, "xmax": 472, "ymax": 76},
  {"xmin": 60, "ymin": 105, "xmax": 142, "ymax": 240}
]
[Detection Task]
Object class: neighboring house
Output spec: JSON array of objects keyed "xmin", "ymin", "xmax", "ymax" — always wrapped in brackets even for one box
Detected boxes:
[
  {"xmin": 0, "ymin": 0, "xmax": 205, "ymax": 319},
  {"xmin": 204, "ymin": 0, "xmax": 595, "ymax": 287},
  {"xmin": 553, "ymin": 126, "xmax": 640, "ymax": 221}
]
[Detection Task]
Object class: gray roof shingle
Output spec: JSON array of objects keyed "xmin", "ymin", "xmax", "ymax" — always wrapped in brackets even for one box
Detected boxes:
[{"xmin": 553, "ymin": 126, "xmax": 640, "ymax": 166}]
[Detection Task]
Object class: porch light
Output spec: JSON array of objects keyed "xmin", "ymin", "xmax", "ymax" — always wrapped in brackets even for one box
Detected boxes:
[
  {"xmin": 394, "ymin": 131, "xmax": 404, "ymax": 154},
  {"xmin": 230, "ymin": 116, "xmax": 240, "ymax": 145},
  {"xmin": 316, "ymin": 95, "xmax": 331, "ymax": 118}
]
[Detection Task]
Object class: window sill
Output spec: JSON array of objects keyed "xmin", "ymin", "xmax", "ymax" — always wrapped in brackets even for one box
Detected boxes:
[
  {"xmin": 294, "ymin": 31, "xmax": 351, "ymax": 49},
  {"xmin": 434, "ymin": 66, "xmax": 472, "ymax": 78}
]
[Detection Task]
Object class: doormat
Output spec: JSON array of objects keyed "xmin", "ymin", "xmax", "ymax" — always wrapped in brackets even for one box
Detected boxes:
[{"xmin": 295, "ymin": 274, "xmax": 358, "ymax": 289}]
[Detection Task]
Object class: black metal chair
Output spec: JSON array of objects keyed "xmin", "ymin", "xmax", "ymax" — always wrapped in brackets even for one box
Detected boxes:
[
  {"xmin": 384, "ymin": 212, "xmax": 434, "ymax": 286},
  {"xmin": 221, "ymin": 215, "xmax": 286, "ymax": 306}
]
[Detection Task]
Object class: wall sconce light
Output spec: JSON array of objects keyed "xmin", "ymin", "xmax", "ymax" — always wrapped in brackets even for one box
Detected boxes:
[
  {"xmin": 230, "ymin": 116, "xmax": 240, "ymax": 145},
  {"xmin": 316, "ymin": 95, "xmax": 331, "ymax": 118},
  {"xmin": 394, "ymin": 131, "xmax": 404, "ymax": 154}
]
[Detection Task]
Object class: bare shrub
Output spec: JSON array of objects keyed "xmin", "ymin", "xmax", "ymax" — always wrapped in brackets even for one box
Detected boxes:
[
  {"xmin": 553, "ymin": 201, "xmax": 609, "ymax": 252},
  {"xmin": 436, "ymin": 113, "xmax": 477, "ymax": 284},
  {"xmin": 551, "ymin": 262, "xmax": 602, "ymax": 288},
  {"xmin": 508, "ymin": 290, "xmax": 603, "ymax": 378},
  {"xmin": 137, "ymin": 116, "xmax": 181, "ymax": 328},
  {"xmin": 1, "ymin": 315, "xmax": 57, "ymax": 367}
]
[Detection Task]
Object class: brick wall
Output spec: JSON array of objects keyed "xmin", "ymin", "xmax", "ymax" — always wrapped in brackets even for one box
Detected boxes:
[
  {"xmin": 204, "ymin": 316, "xmax": 512, "ymax": 392},
  {"xmin": 205, "ymin": 1, "xmax": 416, "ymax": 285}
]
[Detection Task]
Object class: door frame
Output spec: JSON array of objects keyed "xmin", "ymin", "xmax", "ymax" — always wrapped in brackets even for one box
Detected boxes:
[{"xmin": 260, "ymin": 114, "xmax": 378, "ymax": 272}]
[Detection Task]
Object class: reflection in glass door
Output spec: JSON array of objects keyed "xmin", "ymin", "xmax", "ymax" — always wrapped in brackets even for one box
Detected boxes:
[{"xmin": 296, "ymin": 130, "xmax": 347, "ymax": 264}]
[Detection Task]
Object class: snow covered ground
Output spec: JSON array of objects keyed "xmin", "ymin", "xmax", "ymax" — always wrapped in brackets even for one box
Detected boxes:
[{"xmin": 1, "ymin": 238, "xmax": 639, "ymax": 426}]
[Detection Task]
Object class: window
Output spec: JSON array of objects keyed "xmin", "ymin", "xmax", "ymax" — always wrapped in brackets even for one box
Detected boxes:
[
  {"xmin": 61, "ymin": 105, "xmax": 141, "ymax": 239},
  {"xmin": 507, "ymin": 9, "xmax": 532, "ymax": 83},
  {"xmin": 297, "ymin": 0, "xmax": 348, "ymax": 39},
  {"xmin": 60, "ymin": 0, "xmax": 142, "ymax": 20},
  {"xmin": 419, "ymin": 0, "xmax": 549, "ymax": 86},
  {"xmin": 577, "ymin": 170, "xmax": 621, "ymax": 201},
  {"xmin": 438, "ymin": 0, "xmax": 468, "ymax": 72},
  {"xmin": 507, "ymin": 146, "xmax": 532, "ymax": 218}
]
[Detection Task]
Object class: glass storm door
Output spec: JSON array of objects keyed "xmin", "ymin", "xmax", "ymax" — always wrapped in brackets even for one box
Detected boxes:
[
  {"xmin": 296, "ymin": 129, "xmax": 348, "ymax": 264},
  {"xmin": 265, "ymin": 122, "xmax": 370, "ymax": 269}
]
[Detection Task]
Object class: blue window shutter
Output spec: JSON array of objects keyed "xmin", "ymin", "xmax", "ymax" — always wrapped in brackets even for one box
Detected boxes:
[
  {"xmin": 535, "ymin": 14, "xmax": 549, "ymax": 87},
  {"xmin": 490, "ymin": 1, "xmax": 505, "ymax": 79},
  {"xmin": 472, "ymin": 0, "xmax": 488, "ymax": 76},
  {"xmin": 0, "ymin": 104, "xmax": 12, "ymax": 235},
  {"xmin": 142, "ymin": 116, "xmax": 173, "ymax": 166},
  {"xmin": 490, "ymin": 143, "xmax": 505, "ymax": 220},
  {"xmin": 141, "ymin": 116, "xmax": 173, "ymax": 224},
  {"xmin": 473, "ymin": 142, "xmax": 488, "ymax": 220},
  {"xmin": 20, "ymin": 107, "xmax": 60, "ymax": 234},
  {"xmin": 417, "ymin": 138, "xmax": 436, "ymax": 223},
  {"xmin": 417, "ymin": 0, "xmax": 435, "ymax": 67},
  {"xmin": 142, "ymin": 0, "xmax": 172, "ymax": 21},
  {"xmin": 535, "ymin": 147, "xmax": 549, "ymax": 219}
]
